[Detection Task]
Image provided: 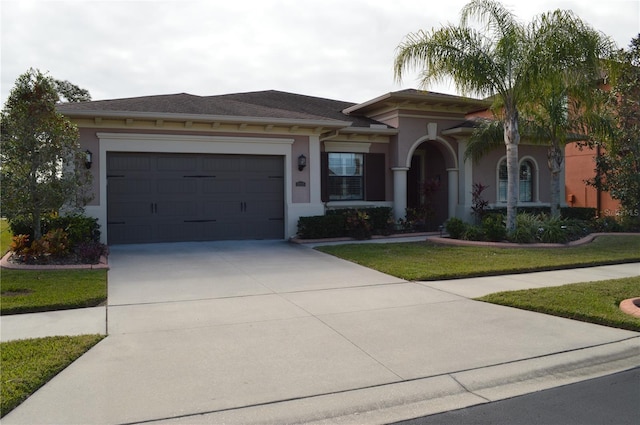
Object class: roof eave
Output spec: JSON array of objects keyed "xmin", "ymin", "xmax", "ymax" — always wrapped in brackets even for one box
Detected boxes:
[{"xmin": 57, "ymin": 108, "xmax": 352, "ymax": 129}]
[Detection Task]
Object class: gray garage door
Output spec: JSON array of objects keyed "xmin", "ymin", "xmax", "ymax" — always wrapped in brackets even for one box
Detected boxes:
[{"xmin": 107, "ymin": 153, "xmax": 284, "ymax": 244}]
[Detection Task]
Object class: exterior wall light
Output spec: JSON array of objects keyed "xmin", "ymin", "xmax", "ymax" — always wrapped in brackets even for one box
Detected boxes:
[
  {"xmin": 298, "ymin": 154, "xmax": 307, "ymax": 171},
  {"xmin": 85, "ymin": 150, "xmax": 93, "ymax": 169}
]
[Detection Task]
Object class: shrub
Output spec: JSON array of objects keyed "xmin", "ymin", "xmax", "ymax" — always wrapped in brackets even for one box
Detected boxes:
[
  {"xmin": 621, "ymin": 215, "xmax": 640, "ymax": 232},
  {"xmin": 345, "ymin": 210, "xmax": 372, "ymax": 240},
  {"xmin": 48, "ymin": 214, "xmax": 101, "ymax": 245},
  {"xmin": 463, "ymin": 225, "xmax": 486, "ymax": 241},
  {"xmin": 471, "ymin": 183, "xmax": 490, "ymax": 224},
  {"xmin": 40, "ymin": 229, "xmax": 70, "ymax": 258},
  {"xmin": 508, "ymin": 213, "xmax": 542, "ymax": 243},
  {"xmin": 536, "ymin": 215, "xmax": 582, "ymax": 244},
  {"xmin": 297, "ymin": 215, "xmax": 345, "ymax": 239},
  {"xmin": 590, "ymin": 216, "xmax": 623, "ymax": 232},
  {"xmin": 75, "ymin": 241, "xmax": 109, "ymax": 264},
  {"xmin": 10, "ymin": 234, "xmax": 30, "ymax": 255},
  {"xmin": 8, "ymin": 213, "xmax": 100, "ymax": 246},
  {"xmin": 445, "ymin": 217, "xmax": 467, "ymax": 239},
  {"xmin": 482, "ymin": 214, "xmax": 507, "ymax": 242},
  {"xmin": 561, "ymin": 207, "xmax": 597, "ymax": 221}
]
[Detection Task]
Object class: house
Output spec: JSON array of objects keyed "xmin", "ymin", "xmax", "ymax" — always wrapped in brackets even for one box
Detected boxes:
[
  {"xmin": 565, "ymin": 142, "xmax": 621, "ymax": 216},
  {"xmin": 57, "ymin": 89, "xmax": 558, "ymax": 244}
]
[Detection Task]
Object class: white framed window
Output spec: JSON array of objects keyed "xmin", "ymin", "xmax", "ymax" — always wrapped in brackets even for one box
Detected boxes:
[
  {"xmin": 497, "ymin": 157, "xmax": 536, "ymax": 203},
  {"xmin": 328, "ymin": 153, "xmax": 364, "ymax": 200}
]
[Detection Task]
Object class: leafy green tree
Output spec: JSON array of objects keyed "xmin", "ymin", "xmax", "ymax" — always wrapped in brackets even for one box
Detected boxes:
[
  {"xmin": 588, "ymin": 35, "xmax": 640, "ymax": 220},
  {"xmin": 1, "ymin": 69, "xmax": 92, "ymax": 239},
  {"xmin": 394, "ymin": 0, "xmax": 614, "ymax": 229}
]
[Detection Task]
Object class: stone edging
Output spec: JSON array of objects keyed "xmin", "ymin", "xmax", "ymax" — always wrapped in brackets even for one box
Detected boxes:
[
  {"xmin": 0, "ymin": 251, "xmax": 109, "ymax": 270},
  {"xmin": 291, "ymin": 232, "xmax": 639, "ymax": 248},
  {"xmin": 619, "ymin": 298, "xmax": 640, "ymax": 318}
]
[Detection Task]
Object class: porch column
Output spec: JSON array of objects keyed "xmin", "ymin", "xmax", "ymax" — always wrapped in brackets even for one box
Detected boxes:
[
  {"xmin": 392, "ymin": 167, "xmax": 409, "ymax": 221},
  {"xmin": 447, "ymin": 168, "xmax": 459, "ymax": 219}
]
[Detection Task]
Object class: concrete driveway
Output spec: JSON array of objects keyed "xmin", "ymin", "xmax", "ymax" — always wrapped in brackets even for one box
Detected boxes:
[{"xmin": 5, "ymin": 241, "xmax": 639, "ymax": 425}]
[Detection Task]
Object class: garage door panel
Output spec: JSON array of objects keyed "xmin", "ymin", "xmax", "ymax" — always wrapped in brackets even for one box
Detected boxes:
[
  {"xmin": 108, "ymin": 152, "xmax": 284, "ymax": 244},
  {"xmin": 109, "ymin": 201, "xmax": 154, "ymax": 218},
  {"xmin": 157, "ymin": 179, "xmax": 198, "ymax": 194},
  {"xmin": 202, "ymin": 156, "xmax": 242, "ymax": 172},
  {"xmin": 108, "ymin": 179, "xmax": 153, "ymax": 196},
  {"xmin": 245, "ymin": 178, "xmax": 284, "ymax": 194},
  {"xmin": 245, "ymin": 200, "xmax": 283, "ymax": 217},
  {"xmin": 156, "ymin": 201, "xmax": 198, "ymax": 217},
  {"xmin": 108, "ymin": 223, "xmax": 153, "ymax": 244},
  {"xmin": 245, "ymin": 156, "xmax": 282, "ymax": 173},
  {"xmin": 108, "ymin": 155, "xmax": 152, "ymax": 172},
  {"xmin": 156, "ymin": 156, "xmax": 198, "ymax": 171},
  {"xmin": 202, "ymin": 178, "xmax": 242, "ymax": 194}
]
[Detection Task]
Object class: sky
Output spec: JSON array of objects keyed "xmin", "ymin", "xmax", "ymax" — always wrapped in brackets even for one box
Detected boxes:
[{"xmin": 1, "ymin": 0, "xmax": 639, "ymax": 106}]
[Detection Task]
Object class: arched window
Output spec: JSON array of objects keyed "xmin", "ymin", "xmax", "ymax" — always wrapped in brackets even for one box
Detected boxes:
[
  {"xmin": 519, "ymin": 160, "xmax": 533, "ymax": 202},
  {"xmin": 497, "ymin": 158, "xmax": 535, "ymax": 203}
]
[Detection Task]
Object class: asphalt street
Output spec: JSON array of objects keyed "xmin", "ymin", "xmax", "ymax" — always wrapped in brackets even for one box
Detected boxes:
[{"xmin": 394, "ymin": 367, "xmax": 640, "ymax": 425}]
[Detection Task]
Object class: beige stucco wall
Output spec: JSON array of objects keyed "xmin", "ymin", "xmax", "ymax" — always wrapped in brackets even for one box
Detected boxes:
[{"xmin": 471, "ymin": 144, "xmax": 551, "ymax": 206}]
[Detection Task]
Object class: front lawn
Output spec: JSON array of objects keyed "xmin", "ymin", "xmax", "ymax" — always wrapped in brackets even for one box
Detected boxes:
[
  {"xmin": 477, "ymin": 276, "xmax": 640, "ymax": 332},
  {"xmin": 1, "ymin": 218, "xmax": 11, "ymax": 255},
  {"xmin": 1, "ymin": 335, "xmax": 104, "ymax": 418},
  {"xmin": 317, "ymin": 235, "xmax": 640, "ymax": 281},
  {"xmin": 0, "ymin": 269, "xmax": 107, "ymax": 315}
]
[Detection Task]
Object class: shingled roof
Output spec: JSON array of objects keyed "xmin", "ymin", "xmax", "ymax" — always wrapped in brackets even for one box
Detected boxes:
[{"xmin": 57, "ymin": 90, "xmax": 389, "ymax": 129}]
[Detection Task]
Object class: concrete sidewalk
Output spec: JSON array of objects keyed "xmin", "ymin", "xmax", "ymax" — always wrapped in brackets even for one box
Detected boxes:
[{"xmin": 2, "ymin": 241, "xmax": 639, "ymax": 424}]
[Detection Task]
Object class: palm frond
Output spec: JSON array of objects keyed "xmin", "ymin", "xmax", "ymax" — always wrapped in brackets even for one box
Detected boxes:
[{"xmin": 464, "ymin": 119, "xmax": 503, "ymax": 163}]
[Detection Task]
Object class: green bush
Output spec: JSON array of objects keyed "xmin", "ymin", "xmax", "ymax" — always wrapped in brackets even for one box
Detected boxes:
[
  {"xmin": 327, "ymin": 207, "xmax": 393, "ymax": 236},
  {"xmin": 463, "ymin": 225, "xmax": 486, "ymax": 241},
  {"xmin": 48, "ymin": 214, "xmax": 101, "ymax": 245},
  {"xmin": 445, "ymin": 217, "xmax": 467, "ymax": 239},
  {"xmin": 561, "ymin": 207, "xmax": 597, "ymax": 221},
  {"xmin": 482, "ymin": 214, "xmax": 507, "ymax": 242},
  {"xmin": 297, "ymin": 207, "xmax": 394, "ymax": 239},
  {"xmin": 590, "ymin": 216, "xmax": 623, "ymax": 232},
  {"xmin": 8, "ymin": 214, "xmax": 100, "ymax": 246},
  {"xmin": 537, "ymin": 216, "xmax": 570, "ymax": 243},
  {"xmin": 297, "ymin": 215, "xmax": 346, "ymax": 239}
]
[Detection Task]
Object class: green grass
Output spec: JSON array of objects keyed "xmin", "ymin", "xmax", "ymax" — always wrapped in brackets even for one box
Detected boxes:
[
  {"xmin": 0, "ymin": 269, "xmax": 107, "ymax": 315},
  {"xmin": 1, "ymin": 218, "xmax": 12, "ymax": 255},
  {"xmin": 317, "ymin": 235, "xmax": 640, "ymax": 281},
  {"xmin": 1, "ymin": 334, "xmax": 104, "ymax": 417},
  {"xmin": 477, "ymin": 277, "xmax": 640, "ymax": 332}
]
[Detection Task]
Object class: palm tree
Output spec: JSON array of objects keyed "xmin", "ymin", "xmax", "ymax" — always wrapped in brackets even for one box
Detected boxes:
[
  {"xmin": 464, "ymin": 10, "xmax": 615, "ymax": 218},
  {"xmin": 394, "ymin": 0, "xmax": 614, "ymax": 230}
]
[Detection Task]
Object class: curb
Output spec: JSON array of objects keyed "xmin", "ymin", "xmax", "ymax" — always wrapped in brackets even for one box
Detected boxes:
[
  {"xmin": 156, "ymin": 337, "xmax": 640, "ymax": 425},
  {"xmin": 620, "ymin": 298, "xmax": 640, "ymax": 318},
  {"xmin": 291, "ymin": 232, "xmax": 639, "ymax": 248}
]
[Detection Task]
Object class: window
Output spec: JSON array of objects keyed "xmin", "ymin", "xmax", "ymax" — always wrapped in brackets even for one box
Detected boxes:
[
  {"xmin": 497, "ymin": 158, "xmax": 535, "ymax": 202},
  {"xmin": 327, "ymin": 153, "xmax": 364, "ymax": 200},
  {"xmin": 519, "ymin": 160, "xmax": 533, "ymax": 202}
]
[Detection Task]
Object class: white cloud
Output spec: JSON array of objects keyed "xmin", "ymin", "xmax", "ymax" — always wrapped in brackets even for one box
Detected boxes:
[{"xmin": 1, "ymin": 0, "xmax": 638, "ymax": 105}]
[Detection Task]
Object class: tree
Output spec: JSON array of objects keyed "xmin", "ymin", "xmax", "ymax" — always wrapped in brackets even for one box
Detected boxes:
[
  {"xmin": 0, "ymin": 69, "xmax": 92, "ymax": 239},
  {"xmin": 466, "ymin": 21, "xmax": 615, "ymax": 218},
  {"xmin": 394, "ymin": 0, "xmax": 613, "ymax": 229},
  {"xmin": 588, "ymin": 35, "xmax": 640, "ymax": 220}
]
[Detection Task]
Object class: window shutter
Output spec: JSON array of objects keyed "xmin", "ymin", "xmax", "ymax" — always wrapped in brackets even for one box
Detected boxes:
[
  {"xmin": 365, "ymin": 153, "xmax": 385, "ymax": 201},
  {"xmin": 321, "ymin": 152, "xmax": 328, "ymax": 202}
]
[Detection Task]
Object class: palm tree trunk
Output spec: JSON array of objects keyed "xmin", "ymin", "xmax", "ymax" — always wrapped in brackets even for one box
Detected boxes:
[
  {"xmin": 548, "ymin": 143, "xmax": 564, "ymax": 218},
  {"xmin": 504, "ymin": 108, "xmax": 520, "ymax": 231}
]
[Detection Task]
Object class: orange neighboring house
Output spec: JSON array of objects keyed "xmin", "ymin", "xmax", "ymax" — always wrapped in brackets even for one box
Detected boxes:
[{"xmin": 565, "ymin": 142, "xmax": 621, "ymax": 217}]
